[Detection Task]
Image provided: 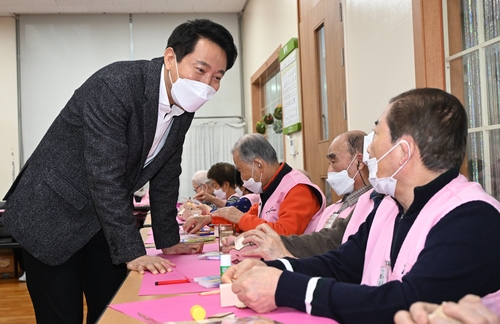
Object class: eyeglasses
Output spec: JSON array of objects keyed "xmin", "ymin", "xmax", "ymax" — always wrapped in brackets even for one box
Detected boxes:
[{"xmin": 193, "ymin": 183, "xmax": 208, "ymax": 193}]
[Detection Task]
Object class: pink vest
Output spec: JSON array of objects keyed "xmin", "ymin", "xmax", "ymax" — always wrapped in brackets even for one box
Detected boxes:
[
  {"xmin": 258, "ymin": 169, "xmax": 326, "ymax": 234},
  {"xmin": 315, "ymin": 202, "xmax": 354, "ymax": 231},
  {"xmin": 243, "ymin": 193, "xmax": 260, "ymax": 206},
  {"xmin": 361, "ymin": 175, "xmax": 500, "ymax": 314},
  {"xmin": 342, "ymin": 189, "xmax": 375, "ymax": 243}
]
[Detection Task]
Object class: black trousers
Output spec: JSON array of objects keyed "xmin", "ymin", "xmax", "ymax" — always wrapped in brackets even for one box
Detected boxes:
[{"xmin": 23, "ymin": 230, "xmax": 127, "ymax": 324}]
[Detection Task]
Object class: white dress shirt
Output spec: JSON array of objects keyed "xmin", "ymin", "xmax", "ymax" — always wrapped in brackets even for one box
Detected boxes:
[{"xmin": 145, "ymin": 66, "xmax": 185, "ymax": 167}]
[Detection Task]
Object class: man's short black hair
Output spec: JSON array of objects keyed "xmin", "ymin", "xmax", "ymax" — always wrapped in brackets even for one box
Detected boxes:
[
  {"xmin": 167, "ymin": 19, "xmax": 238, "ymax": 71},
  {"xmin": 387, "ymin": 88, "xmax": 467, "ymax": 172}
]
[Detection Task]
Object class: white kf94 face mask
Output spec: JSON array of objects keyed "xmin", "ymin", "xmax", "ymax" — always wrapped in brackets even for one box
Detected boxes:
[
  {"xmin": 326, "ymin": 155, "xmax": 359, "ymax": 196},
  {"xmin": 242, "ymin": 162, "xmax": 263, "ymax": 194},
  {"xmin": 169, "ymin": 56, "xmax": 216, "ymax": 113},
  {"xmin": 366, "ymin": 140, "xmax": 411, "ymax": 197},
  {"xmin": 363, "ymin": 132, "xmax": 374, "ymax": 163},
  {"xmin": 213, "ymin": 188, "xmax": 227, "ymax": 200}
]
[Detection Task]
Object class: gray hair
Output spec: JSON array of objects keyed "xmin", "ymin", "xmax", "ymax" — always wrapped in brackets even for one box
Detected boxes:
[
  {"xmin": 231, "ymin": 134, "xmax": 278, "ymax": 164},
  {"xmin": 344, "ymin": 130, "xmax": 367, "ymax": 156},
  {"xmin": 387, "ymin": 88, "xmax": 467, "ymax": 171},
  {"xmin": 191, "ymin": 170, "xmax": 209, "ymax": 185}
]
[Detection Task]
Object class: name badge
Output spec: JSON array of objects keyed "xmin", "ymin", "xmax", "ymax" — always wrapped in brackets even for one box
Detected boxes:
[
  {"xmin": 378, "ymin": 261, "xmax": 391, "ymax": 286},
  {"xmin": 323, "ymin": 212, "xmax": 340, "ymax": 229}
]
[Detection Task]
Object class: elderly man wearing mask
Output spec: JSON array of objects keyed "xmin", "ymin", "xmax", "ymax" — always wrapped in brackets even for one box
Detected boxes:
[
  {"xmin": 221, "ymin": 88, "xmax": 500, "ymax": 324},
  {"xmin": 204, "ymin": 134, "xmax": 326, "ymax": 235},
  {"xmin": 237, "ymin": 130, "xmax": 380, "ymax": 260}
]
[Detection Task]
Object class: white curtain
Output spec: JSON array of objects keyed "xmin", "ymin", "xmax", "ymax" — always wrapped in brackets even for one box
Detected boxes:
[{"xmin": 178, "ymin": 121, "xmax": 246, "ymax": 201}]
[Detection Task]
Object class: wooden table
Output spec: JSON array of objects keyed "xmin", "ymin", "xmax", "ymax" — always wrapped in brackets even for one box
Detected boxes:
[{"xmin": 98, "ymin": 227, "xmax": 216, "ymax": 323}]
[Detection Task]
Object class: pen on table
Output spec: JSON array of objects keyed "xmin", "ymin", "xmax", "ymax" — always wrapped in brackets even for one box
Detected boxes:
[
  {"xmin": 155, "ymin": 278, "xmax": 190, "ymax": 285},
  {"xmin": 199, "ymin": 289, "xmax": 220, "ymax": 296},
  {"xmin": 198, "ymin": 232, "xmax": 214, "ymax": 236}
]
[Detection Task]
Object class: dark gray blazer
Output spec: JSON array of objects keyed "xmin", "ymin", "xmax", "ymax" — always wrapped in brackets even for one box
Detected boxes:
[{"xmin": 3, "ymin": 57, "xmax": 193, "ymax": 266}]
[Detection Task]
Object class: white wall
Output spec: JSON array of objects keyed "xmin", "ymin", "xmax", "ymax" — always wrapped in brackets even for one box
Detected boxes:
[
  {"xmin": 18, "ymin": 13, "xmax": 242, "ymax": 161},
  {"xmin": 131, "ymin": 13, "xmax": 242, "ymax": 123},
  {"xmin": 0, "ymin": 17, "xmax": 19, "ymax": 198},
  {"xmin": 344, "ymin": 0, "xmax": 416, "ymax": 133},
  {"xmin": 240, "ymin": 0, "xmax": 304, "ymax": 169},
  {"xmin": 240, "ymin": 0, "xmax": 416, "ymax": 171},
  {"xmin": 0, "ymin": 1, "xmax": 418, "ymax": 195}
]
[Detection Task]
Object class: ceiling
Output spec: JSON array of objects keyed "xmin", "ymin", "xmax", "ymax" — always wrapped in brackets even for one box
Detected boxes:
[{"xmin": 0, "ymin": 0, "xmax": 248, "ymax": 17}]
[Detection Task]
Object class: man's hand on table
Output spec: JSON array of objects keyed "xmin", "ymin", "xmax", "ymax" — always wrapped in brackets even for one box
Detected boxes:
[
  {"xmin": 394, "ymin": 295, "xmax": 500, "ymax": 324},
  {"xmin": 212, "ymin": 206, "xmax": 244, "ymax": 223},
  {"xmin": 183, "ymin": 215, "xmax": 212, "ymax": 234},
  {"xmin": 126, "ymin": 255, "xmax": 175, "ymax": 275},
  {"xmin": 162, "ymin": 242, "xmax": 204, "ymax": 255},
  {"xmin": 240, "ymin": 224, "xmax": 295, "ymax": 260},
  {"xmin": 221, "ymin": 258, "xmax": 280, "ymax": 314}
]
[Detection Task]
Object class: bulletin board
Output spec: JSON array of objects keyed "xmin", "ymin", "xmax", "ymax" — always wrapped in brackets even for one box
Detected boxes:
[{"xmin": 279, "ymin": 38, "xmax": 302, "ymax": 135}]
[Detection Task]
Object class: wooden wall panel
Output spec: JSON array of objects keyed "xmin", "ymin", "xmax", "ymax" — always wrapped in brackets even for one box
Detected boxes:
[{"xmin": 412, "ymin": 0, "xmax": 446, "ymax": 89}]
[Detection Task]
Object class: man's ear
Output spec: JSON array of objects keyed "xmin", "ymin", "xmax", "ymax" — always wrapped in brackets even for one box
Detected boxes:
[
  {"xmin": 355, "ymin": 153, "xmax": 365, "ymax": 170},
  {"xmin": 399, "ymin": 136, "xmax": 414, "ymax": 165},
  {"xmin": 163, "ymin": 47, "xmax": 176, "ymax": 70},
  {"xmin": 254, "ymin": 159, "xmax": 264, "ymax": 169}
]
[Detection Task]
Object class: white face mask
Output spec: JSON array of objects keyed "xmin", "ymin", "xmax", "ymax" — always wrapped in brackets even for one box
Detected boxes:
[
  {"xmin": 213, "ymin": 188, "xmax": 227, "ymax": 200},
  {"xmin": 366, "ymin": 140, "xmax": 411, "ymax": 197},
  {"xmin": 242, "ymin": 162, "xmax": 263, "ymax": 194},
  {"xmin": 363, "ymin": 132, "xmax": 374, "ymax": 163},
  {"xmin": 326, "ymin": 155, "xmax": 359, "ymax": 196},
  {"xmin": 235, "ymin": 187, "xmax": 243, "ymax": 197},
  {"xmin": 168, "ymin": 56, "xmax": 216, "ymax": 113}
]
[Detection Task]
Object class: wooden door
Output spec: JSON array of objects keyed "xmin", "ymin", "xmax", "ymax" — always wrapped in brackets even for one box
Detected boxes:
[{"xmin": 298, "ymin": 0, "xmax": 347, "ymax": 204}]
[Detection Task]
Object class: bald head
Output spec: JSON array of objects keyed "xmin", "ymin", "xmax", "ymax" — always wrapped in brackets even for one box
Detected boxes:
[{"xmin": 327, "ymin": 130, "xmax": 366, "ymax": 162}]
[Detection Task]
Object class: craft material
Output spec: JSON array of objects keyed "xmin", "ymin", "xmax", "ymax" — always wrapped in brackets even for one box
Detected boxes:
[
  {"xmin": 154, "ymin": 278, "xmax": 190, "ymax": 285},
  {"xmin": 220, "ymin": 283, "xmax": 246, "ymax": 308},
  {"xmin": 220, "ymin": 254, "xmax": 231, "ymax": 276},
  {"xmin": 190, "ymin": 305, "xmax": 206, "ymax": 320}
]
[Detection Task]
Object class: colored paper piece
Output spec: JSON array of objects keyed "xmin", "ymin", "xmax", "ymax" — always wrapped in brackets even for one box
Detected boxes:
[
  {"xmin": 139, "ymin": 251, "xmax": 221, "ymax": 296},
  {"xmin": 109, "ymin": 294, "xmax": 338, "ymax": 323},
  {"xmin": 145, "ymin": 233, "xmax": 155, "ymax": 244},
  {"xmin": 147, "ymin": 250, "xmax": 220, "ymax": 278},
  {"xmin": 140, "ymin": 271, "xmax": 209, "ymax": 295}
]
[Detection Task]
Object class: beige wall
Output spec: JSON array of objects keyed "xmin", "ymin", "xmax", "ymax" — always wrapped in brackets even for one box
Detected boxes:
[
  {"xmin": 0, "ymin": 17, "xmax": 19, "ymax": 198},
  {"xmin": 1, "ymin": 1, "xmax": 417, "ymax": 193},
  {"xmin": 240, "ymin": 0, "xmax": 416, "ymax": 170},
  {"xmin": 240, "ymin": 0, "xmax": 305, "ymax": 170},
  {"xmin": 344, "ymin": 0, "xmax": 416, "ymax": 133}
]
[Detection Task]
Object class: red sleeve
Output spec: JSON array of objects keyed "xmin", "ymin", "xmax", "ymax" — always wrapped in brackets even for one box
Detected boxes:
[
  {"xmin": 211, "ymin": 203, "xmax": 259, "ymax": 233},
  {"xmin": 211, "ymin": 216, "xmax": 233, "ymax": 225},
  {"xmin": 238, "ymin": 184, "xmax": 320, "ymax": 235}
]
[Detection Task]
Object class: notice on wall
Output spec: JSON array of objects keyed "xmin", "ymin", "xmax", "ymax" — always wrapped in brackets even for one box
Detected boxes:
[{"xmin": 280, "ymin": 38, "xmax": 301, "ymax": 135}]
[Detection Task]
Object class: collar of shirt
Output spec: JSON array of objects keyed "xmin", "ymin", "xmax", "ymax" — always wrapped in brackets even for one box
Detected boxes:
[
  {"xmin": 343, "ymin": 184, "xmax": 373, "ymax": 207},
  {"xmin": 159, "ymin": 66, "xmax": 184, "ymax": 121},
  {"xmin": 335, "ymin": 184, "xmax": 373, "ymax": 215}
]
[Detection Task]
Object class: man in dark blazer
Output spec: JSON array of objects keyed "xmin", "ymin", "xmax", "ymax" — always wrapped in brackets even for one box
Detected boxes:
[{"xmin": 2, "ymin": 19, "xmax": 237, "ymax": 324}]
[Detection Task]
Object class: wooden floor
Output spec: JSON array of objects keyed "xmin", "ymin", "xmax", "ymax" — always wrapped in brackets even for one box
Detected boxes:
[
  {"xmin": 0, "ymin": 274, "xmax": 35, "ymax": 324},
  {"xmin": 0, "ymin": 272, "xmax": 88, "ymax": 323}
]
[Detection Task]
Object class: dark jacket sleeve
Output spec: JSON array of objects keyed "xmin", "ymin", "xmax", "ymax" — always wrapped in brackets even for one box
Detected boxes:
[
  {"xmin": 79, "ymin": 74, "xmax": 148, "ymax": 264},
  {"xmin": 281, "ymin": 214, "xmax": 351, "ymax": 258},
  {"xmin": 148, "ymin": 135, "xmax": 186, "ymax": 249},
  {"xmin": 267, "ymin": 201, "xmax": 500, "ymax": 324}
]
